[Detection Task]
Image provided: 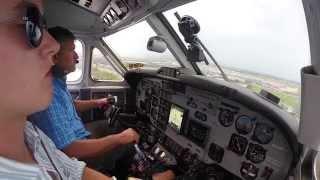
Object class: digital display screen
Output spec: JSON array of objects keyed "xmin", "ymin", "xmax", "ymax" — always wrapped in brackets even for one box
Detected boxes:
[{"xmin": 168, "ymin": 104, "xmax": 185, "ymax": 132}]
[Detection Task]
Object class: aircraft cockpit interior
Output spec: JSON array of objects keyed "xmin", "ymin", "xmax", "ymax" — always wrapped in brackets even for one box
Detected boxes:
[{"xmin": 43, "ymin": 0, "xmax": 320, "ymax": 179}]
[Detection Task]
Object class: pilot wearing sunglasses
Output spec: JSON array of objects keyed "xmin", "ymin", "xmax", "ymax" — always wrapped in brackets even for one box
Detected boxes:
[
  {"xmin": 0, "ymin": 0, "xmax": 174, "ymax": 180},
  {"xmin": 0, "ymin": 0, "xmax": 116, "ymax": 179}
]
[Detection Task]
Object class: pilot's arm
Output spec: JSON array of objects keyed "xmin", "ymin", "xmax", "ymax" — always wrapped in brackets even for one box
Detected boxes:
[
  {"xmin": 63, "ymin": 128, "xmax": 140, "ymax": 159},
  {"xmin": 152, "ymin": 170, "xmax": 175, "ymax": 180},
  {"xmin": 83, "ymin": 167, "xmax": 113, "ymax": 180},
  {"xmin": 74, "ymin": 98, "xmax": 109, "ymax": 112},
  {"xmin": 83, "ymin": 168, "xmax": 175, "ymax": 180}
]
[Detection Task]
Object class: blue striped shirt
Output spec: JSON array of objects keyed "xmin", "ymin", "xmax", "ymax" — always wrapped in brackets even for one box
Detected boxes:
[{"xmin": 29, "ymin": 77, "xmax": 90, "ymax": 150}]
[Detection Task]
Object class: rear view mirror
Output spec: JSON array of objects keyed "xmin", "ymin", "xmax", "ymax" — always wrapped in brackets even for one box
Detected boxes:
[{"xmin": 147, "ymin": 36, "xmax": 167, "ymax": 53}]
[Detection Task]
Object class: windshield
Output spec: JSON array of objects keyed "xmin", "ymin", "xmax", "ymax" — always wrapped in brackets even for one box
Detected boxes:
[
  {"xmin": 164, "ymin": 0, "xmax": 310, "ymax": 118},
  {"xmin": 103, "ymin": 21, "xmax": 181, "ymax": 70}
]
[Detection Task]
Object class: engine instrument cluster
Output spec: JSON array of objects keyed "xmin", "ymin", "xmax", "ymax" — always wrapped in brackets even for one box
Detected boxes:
[{"xmin": 135, "ymin": 77, "xmax": 294, "ymax": 180}]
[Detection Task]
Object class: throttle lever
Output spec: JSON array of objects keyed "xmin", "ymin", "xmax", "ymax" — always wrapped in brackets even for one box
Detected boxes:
[
  {"xmin": 133, "ymin": 144, "xmax": 152, "ymax": 171},
  {"xmin": 134, "ymin": 144, "xmax": 147, "ymax": 161}
]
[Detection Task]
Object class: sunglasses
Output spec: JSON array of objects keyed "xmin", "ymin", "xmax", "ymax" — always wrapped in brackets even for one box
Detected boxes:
[
  {"xmin": 23, "ymin": 4, "xmax": 47, "ymax": 48},
  {"xmin": 0, "ymin": 3, "xmax": 47, "ymax": 48}
]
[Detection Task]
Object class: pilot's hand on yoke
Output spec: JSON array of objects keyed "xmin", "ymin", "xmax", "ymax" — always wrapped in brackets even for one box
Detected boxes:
[
  {"xmin": 119, "ymin": 128, "xmax": 140, "ymax": 144},
  {"xmin": 95, "ymin": 97, "xmax": 114, "ymax": 110}
]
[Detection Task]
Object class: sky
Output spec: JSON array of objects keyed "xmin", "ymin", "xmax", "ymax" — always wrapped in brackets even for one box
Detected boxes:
[
  {"xmin": 165, "ymin": 0, "xmax": 310, "ymax": 82},
  {"xmin": 73, "ymin": 0, "xmax": 311, "ymax": 83}
]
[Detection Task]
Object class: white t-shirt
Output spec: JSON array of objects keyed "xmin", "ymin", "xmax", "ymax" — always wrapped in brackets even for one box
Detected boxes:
[{"xmin": 0, "ymin": 121, "xmax": 86, "ymax": 180}]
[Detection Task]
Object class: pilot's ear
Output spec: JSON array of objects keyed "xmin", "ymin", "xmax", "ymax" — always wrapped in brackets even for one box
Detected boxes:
[{"xmin": 53, "ymin": 54, "xmax": 59, "ymax": 64}]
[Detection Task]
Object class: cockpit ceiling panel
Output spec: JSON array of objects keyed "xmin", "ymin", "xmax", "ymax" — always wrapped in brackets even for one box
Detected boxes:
[
  {"xmin": 68, "ymin": 0, "xmax": 111, "ymax": 15},
  {"xmin": 45, "ymin": 0, "xmax": 106, "ymax": 34},
  {"xmin": 149, "ymin": 0, "xmax": 197, "ymax": 13},
  {"xmin": 46, "ymin": 0, "xmax": 197, "ymax": 36}
]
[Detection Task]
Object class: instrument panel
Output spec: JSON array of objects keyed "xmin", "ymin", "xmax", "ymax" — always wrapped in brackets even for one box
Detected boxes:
[{"xmin": 135, "ymin": 77, "xmax": 294, "ymax": 180}]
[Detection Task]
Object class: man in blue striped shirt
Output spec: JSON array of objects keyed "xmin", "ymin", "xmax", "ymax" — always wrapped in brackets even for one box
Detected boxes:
[{"xmin": 29, "ymin": 26, "xmax": 140, "ymax": 158}]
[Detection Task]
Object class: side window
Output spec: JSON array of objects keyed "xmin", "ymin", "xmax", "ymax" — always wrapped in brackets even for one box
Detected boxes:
[
  {"xmin": 91, "ymin": 48, "xmax": 123, "ymax": 81},
  {"xmin": 67, "ymin": 40, "xmax": 84, "ymax": 82}
]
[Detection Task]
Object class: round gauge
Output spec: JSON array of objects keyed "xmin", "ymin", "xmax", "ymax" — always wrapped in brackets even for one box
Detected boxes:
[
  {"xmin": 228, "ymin": 133, "xmax": 248, "ymax": 155},
  {"xmin": 240, "ymin": 162, "xmax": 259, "ymax": 180},
  {"xmin": 236, "ymin": 115, "xmax": 255, "ymax": 135},
  {"xmin": 246, "ymin": 143, "xmax": 266, "ymax": 163},
  {"xmin": 218, "ymin": 108, "xmax": 235, "ymax": 127},
  {"xmin": 208, "ymin": 143, "xmax": 224, "ymax": 163},
  {"xmin": 252, "ymin": 123, "xmax": 274, "ymax": 144}
]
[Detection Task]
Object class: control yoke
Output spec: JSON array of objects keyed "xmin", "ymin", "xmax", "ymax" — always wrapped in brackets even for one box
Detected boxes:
[{"xmin": 105, "ymin": 94, "xmax": 120, "ymax": 127}]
